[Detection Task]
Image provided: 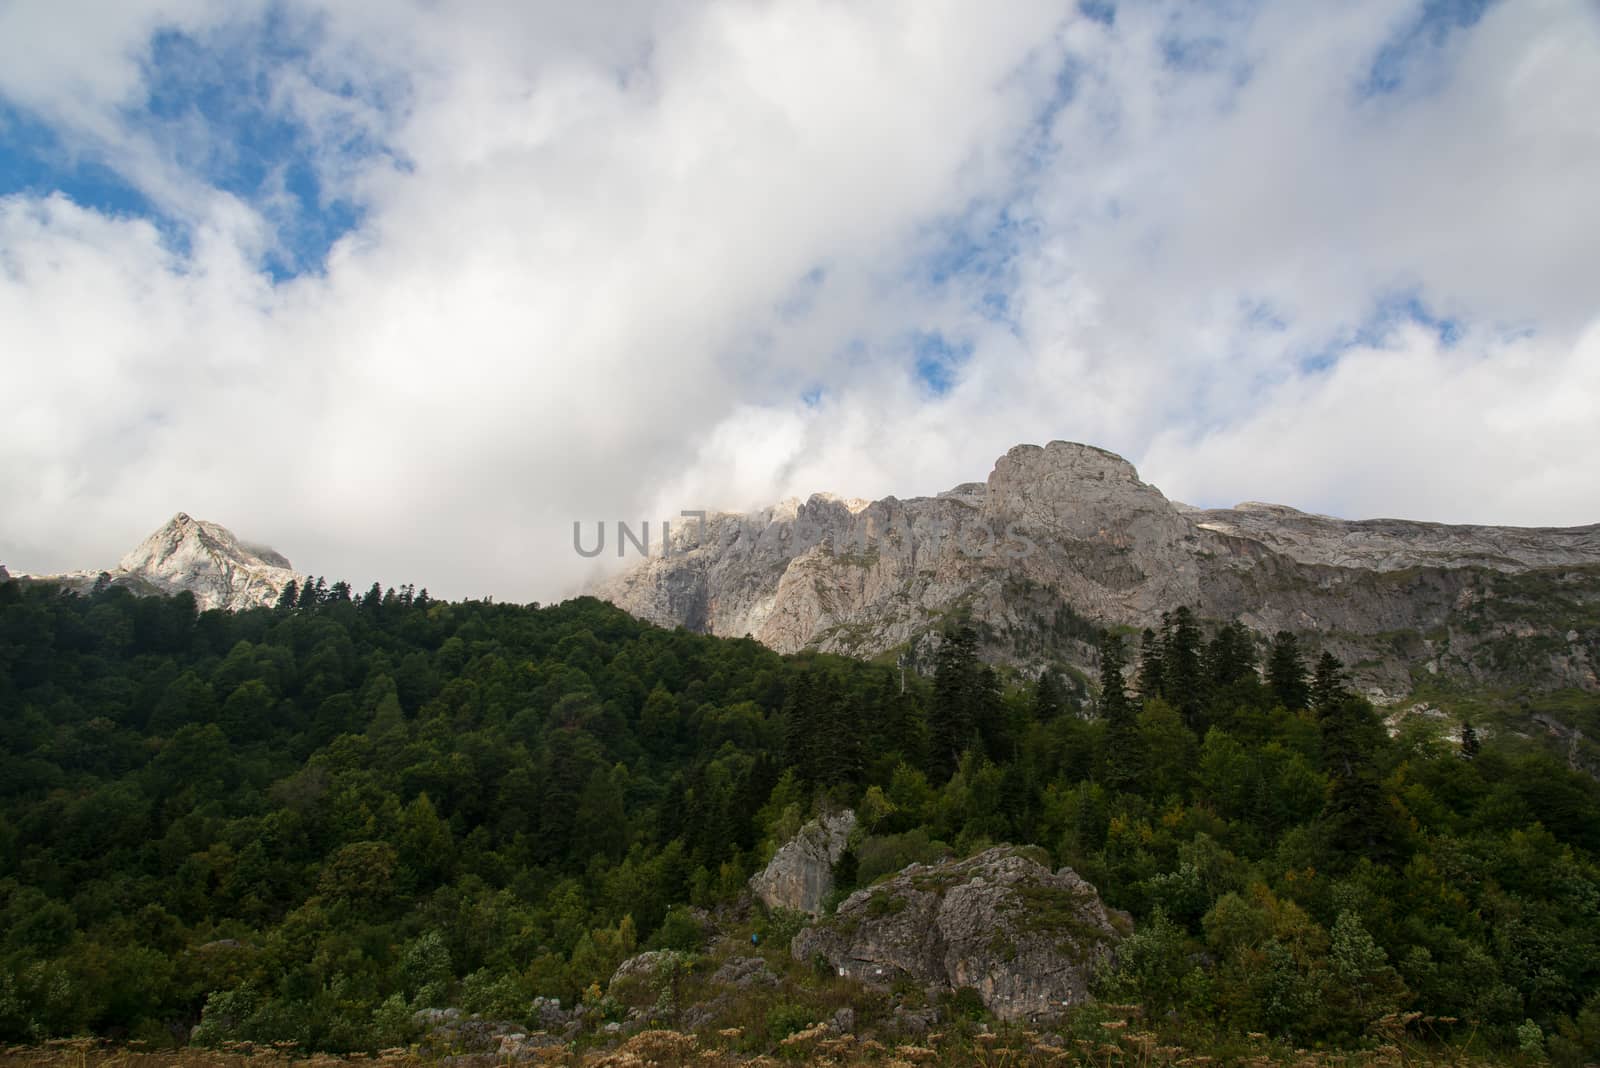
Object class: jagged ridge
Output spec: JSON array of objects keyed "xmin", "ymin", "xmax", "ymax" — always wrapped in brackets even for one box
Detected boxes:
[
  {"xmin": 595, "ymin": 441, "xmax": 1600, "ymax": 700},
  {"xmin": 12, "ymin": 513, "xmax": 301, "ymax": 612}
]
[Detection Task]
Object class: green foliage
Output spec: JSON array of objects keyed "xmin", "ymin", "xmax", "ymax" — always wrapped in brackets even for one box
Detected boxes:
[
  {"xmin": 2, "ymin": 577, "xmax": 1599, "ymax": 1058},
  {"xmin": 853, "ymin": 829, "xmax": 950, "ymax": 886},
  {"xmin": 1097, "ymin": 633, "xmax": 1141, "ymax": 792},
  {"xmin": 1267, "ymin": 631, "xmax": 1310, "ymax": 711}
]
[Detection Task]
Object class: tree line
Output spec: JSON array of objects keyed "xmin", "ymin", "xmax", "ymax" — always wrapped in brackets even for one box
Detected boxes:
[{"xmin": 1, "ymin": 578, "xmax": 1598, "ymax": 1060}]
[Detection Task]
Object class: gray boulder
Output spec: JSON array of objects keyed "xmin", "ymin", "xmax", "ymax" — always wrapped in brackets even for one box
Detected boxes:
[
  {"xmin": 748, "ymin": 809, "xmax": 856, "ymax": 915},
  {"xmin": 609, "ymin": 949, "xmax": 689, "ymax": 988},
  {"xmin": 709, "ymin": 955, "xmax": 778, "ymax": 989},
  {"xmin": 792, "ymin": 846, "xmax": 1129, "ymax": 1021}
]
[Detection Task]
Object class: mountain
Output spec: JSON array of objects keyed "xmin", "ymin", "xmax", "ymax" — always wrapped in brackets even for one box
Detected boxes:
[
  {"xmin": 11, "ymin": 512, "xmax": 301, "ymax": 611},
  {"xmin": 596, "ymin": 441, "xmax": 1600, "ymax": 701}
]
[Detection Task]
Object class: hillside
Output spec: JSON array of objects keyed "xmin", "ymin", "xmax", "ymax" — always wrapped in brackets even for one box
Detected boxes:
[{"xmin": 3, "ymin": 576, "xmax": 1600, "ymax": 1062}]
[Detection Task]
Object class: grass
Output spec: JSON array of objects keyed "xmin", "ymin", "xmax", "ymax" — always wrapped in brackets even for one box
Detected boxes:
[{"xmin": 0, "ymin": 1009, "xmax": 1523, "ymax": 1067}]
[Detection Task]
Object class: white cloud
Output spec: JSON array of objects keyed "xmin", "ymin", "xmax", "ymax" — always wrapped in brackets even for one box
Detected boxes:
[{"xmin": 1, "ymin": 0, "xmax": 1597, "ymax": 600}]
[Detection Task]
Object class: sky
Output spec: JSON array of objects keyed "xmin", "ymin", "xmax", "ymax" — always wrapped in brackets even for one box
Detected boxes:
[{"xmin": 1, "ymin": 0, "xmax": 1597, "ymax": 602}]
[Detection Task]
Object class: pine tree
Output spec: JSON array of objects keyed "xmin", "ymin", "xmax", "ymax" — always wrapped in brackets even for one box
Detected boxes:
[
  {"xmin": 1136, "ymin": 628, "xmax": 1165, "ymax": 701},
  {"xmin": 1460, "ymin": 719, "xmax": 1481, "ymax": 760},
  {"xmin": 297, "ymin": 577, "xmax": 322, "ymax": 609},
  {"xmin": 972, "ymin": 662, "xmax": 1010, "ymax": 761},
  {"xmin": 1266, "ymin": 631, "xmax": 1310, "ymax": 710},
  {"xmin": 1099, "ymin": 633, "xmax": 1142, "ymax": 792},
  {"xmin": 1207, "ymin": 620, "xmax": 1256, "ymax": 688},
  {"xmin": 929, "ymin": 625, "xmax": 979, "ymax": 782},
  {"xmin": 275, "ymin": 580, "xmax": 300, "ymax": 612},
  {"xmin": 781, "ymin": 670, "xmax": 820, "ymax": 784},
  {"xmin": 1161, "ymin": 606, "xmax": 1206, "ymax": 730},
  {"xmin": 877, "ymin": 668, "xmax": 926, "ymax": 765},
  {"xmin": 1031, "ymin": 670, "xmax": 1066, "ymax": 722},
  {"xmin": 819, "ymin": 673, "xmax": 864, "ymax": 787},
  {"xmin": 1319, "ymin": 693, "xmax": 1393, "ymax": 862},
  {"xmin": 1311, "ymin": 652, "xmax": 1350, "ymax": 714}
]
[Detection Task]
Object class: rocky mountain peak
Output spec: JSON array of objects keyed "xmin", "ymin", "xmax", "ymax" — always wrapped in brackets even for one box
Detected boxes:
[
  {"xmin": 116, "ymin": 514, "xmax": 300, "ymax": 610},
  {"xmin": 982, "ymin": 440, "xmax": 1182, "ymax": 538},
  {"xmin": 17, "ymin": 514, "xmax": 302, "ymax": 612},
  {"xmin": 594, "ymin": 439, "xmax": 1600, "ymax": 700}
]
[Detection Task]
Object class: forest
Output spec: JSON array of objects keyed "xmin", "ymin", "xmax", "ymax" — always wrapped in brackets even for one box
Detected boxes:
[{"xmin": 1, "ymin": 577, "xmax": 1599, "ymax": 1062}]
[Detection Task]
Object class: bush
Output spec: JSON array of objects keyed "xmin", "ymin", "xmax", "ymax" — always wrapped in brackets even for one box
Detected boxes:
[
  {"xmin": 651, "ymin": 906, "xmax": 705, "ymax": 953},
  {"xmin": 854, "ymin": 830, "xmax": 950, "ymax": 886}
]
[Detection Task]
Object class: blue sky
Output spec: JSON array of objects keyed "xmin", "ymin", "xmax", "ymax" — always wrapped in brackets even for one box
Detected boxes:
[{"xmin": 1, "ymin": 0, "xmax": 1597, "ymax": 599}]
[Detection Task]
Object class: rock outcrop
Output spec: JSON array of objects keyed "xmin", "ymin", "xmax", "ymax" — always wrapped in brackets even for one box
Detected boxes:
[
  {"xmin": 748, "ymin": 809, "xmax": 856, "ymax": 916},
  {"xmin": 610, "ymin": 949, "xmax": 690, "ymax": 989},
  {"xmin": 595, "ymin": 440, "xmax": 1600, "ymax": 700},
  {"xmin": 12, "ymin": 513, "xmax": 301, "ymax": 611},
  {"xmin": 792, "ymin": 846, "xmax": 1128, "ymax": 1021}
]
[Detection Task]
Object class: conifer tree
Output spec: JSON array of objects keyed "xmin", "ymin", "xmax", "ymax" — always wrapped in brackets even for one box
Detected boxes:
[
  {"xmin": 1031, "ymin": 670, "xmax": 1066, "ymax": 722},
  {"xmin": 1266, "ymin": 631, "xmax": 1310, "ymax": 710},
  {"xmin": 1099, "ymin": 633, "xmax": 1142, "ymax": 792},
  {"xmin": 781, "ymin": 669, "xmax": 820, "ymax": 783},
  {"xmin": 819, "ymin": 673, "xmax": 864, "ymax": 786},
  {"xmin": 929, "ymin": 625, "xmax": 979, "ymax": 782},
  {"xmin": 1161, "ymin": 606, "xmax": 1206, "ymax": 729},
  {"xmin": 1207, "ymin": 621, "xmax": 1256, "ymax": 688},
  {"xmin": 1460, "ymin": 719, "xmax": 1481, "ymax": 760},
  {"xmin": 1311, "ymin": 652, "xmax": 1350, "ymax": 714},
  {"xmin": 1136, "ymin": 628, "xmax": 1165, "ymax": 701},
  {"xmin": 973, "ymin": 662, "xmax": 1010, "ymax": 761},
  {"xmin": 275, "ymin": 580, "xmax": 299, "ymax": 612},
  {"xmin": 1319, "ymin": 693, "xmax": 1393, "ymax": 862},
  {"xmin": 879, "ymin": 676, "xmax": 926, "ymax": 765}
]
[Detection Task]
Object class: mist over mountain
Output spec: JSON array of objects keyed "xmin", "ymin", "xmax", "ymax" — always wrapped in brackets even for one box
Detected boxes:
[{"xmin": 9, "ymin": 513, "xmax": 300, "ymax": 612}]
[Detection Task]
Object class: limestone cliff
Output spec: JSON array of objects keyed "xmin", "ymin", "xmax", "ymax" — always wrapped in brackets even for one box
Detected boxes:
[
  {"xmin": 12, "ymin": 513, "xmax": 301, "ymax": 612},
  {"xmin": 748, "ymin": 810, "xmax": 857, "ymax": 916},
  {"xmin": 595, "ymin": 441, "xmax": 1600, "ymax": 700}
]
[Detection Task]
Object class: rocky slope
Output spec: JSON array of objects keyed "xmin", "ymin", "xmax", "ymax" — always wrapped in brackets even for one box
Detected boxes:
[
  {"xmin": 792, "ymin": 846, "xmax": 1128, "ymax": 1021},
  {"xmin": 10, "ymin": 513, "xmax": 302, "ymax": 611},
  {"xmin": 748, "ymin": 809, "xmax": 857, "ymax": 916},
  {"xmin": 596, "ymin": 441, "xmax": 1600, "ymax": 700}
]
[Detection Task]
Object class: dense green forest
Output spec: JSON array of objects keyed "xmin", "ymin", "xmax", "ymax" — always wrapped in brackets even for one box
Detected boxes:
[{"xmin": 2, "ymin": 579, "xmax": 1599, "ymax": 1061}]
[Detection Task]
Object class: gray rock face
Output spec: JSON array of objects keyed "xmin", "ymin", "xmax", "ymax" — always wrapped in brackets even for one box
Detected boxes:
[
  {"xmin": 709, "ymin": 955, "xmax": 779, "ymax": 990},
  {"xmin": 609, "ymin": 949, "xmax": 689, "ymax": 988},
  {"xmin": 792, "ymin": 846, "xmax": 1127, "ymax": 1021},
  {"xmin": 595, "ymin": 440, "xmax": 1600, "ymax": 699},
  {"xmin": 15, "ymin": 513, "xmax": 301, "ymax": 611},
  {"xmin": 748, "ymin": 809, "xmax": 856, "ymax": 916}
]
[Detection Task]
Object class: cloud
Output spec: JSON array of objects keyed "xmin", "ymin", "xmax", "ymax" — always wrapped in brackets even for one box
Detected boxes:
[{"xmin": 1, "ymin": 0, "xmax": 1597, "ymax": 601}]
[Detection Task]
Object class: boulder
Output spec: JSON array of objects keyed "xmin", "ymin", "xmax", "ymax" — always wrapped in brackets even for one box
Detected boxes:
[
  {"xmin": 748, "ymin": 809, "xmax": 856, "ymax": 916},
  {"xmin": 529, "ymin": 996, "xmax": 569, "ymax": 1032},
  {"xmin": 791, "ymin": 846, "xmax": 1129, "ymax": 1021},
  {"xmin": 709, "ymin": 955, "xmax": 778, "ymax": 990},
  {"xmin": 609, "ymin": 949, "xmax": 689, "ymax": 988}
]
